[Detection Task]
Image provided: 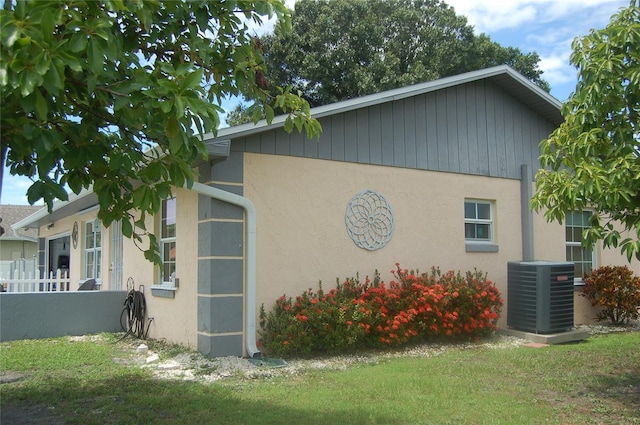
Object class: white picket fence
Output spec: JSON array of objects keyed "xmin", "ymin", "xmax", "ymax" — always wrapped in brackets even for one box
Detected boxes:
[
  {"xmin": 0, "ymin": 258, "xmax": 38, "ymax": 280},
  {"xmin": 1, "ymin": 269, "xmax": 71, "ymax": 293}
]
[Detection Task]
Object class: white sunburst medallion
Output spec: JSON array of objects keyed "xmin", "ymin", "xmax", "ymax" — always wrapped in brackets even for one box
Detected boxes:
[{"xmin": 345, "ymin": 189, "xmax": 395, "ymax": 251}]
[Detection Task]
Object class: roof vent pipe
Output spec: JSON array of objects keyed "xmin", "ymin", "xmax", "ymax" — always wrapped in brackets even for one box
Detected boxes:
[{"xmin": 189, "ymin": 181, "xmax": 261, "ymax": 358}]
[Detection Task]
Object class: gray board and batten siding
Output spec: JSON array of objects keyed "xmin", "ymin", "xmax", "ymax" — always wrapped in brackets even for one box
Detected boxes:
[{"xmin": 232, "ymin": 79, "xmax": 559, "ymax": 180}]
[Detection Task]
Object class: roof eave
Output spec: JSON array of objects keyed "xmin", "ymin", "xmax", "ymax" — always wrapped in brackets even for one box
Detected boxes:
[{"xmin": 11, "ymin": 188, "xmax": 96, "ymax": 230}]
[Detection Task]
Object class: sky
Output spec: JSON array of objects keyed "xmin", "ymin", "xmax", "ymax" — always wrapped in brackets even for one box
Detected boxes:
[{"xmin": 0, "ymin": 0, "xmax": 631, "ymax": 205}]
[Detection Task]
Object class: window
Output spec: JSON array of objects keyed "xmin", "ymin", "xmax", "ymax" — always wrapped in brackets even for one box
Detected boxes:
[
  {"xmin": 160, "ymin": 197, "xmax": 176, "ymax": 285},
  {"xmin": 465, "ymin": 200, "xmax": 493, "ymax": 242},
  {"xmin": 566, "ymin": 211, "xmax": 595, "ymax": 281},
  {"xmin": 464, "ymin": 200, "xmax": 498, "ymax": 252},
  {"xmin": 84, "ymin": 220, "xmax": 102, "ymax": 280}
]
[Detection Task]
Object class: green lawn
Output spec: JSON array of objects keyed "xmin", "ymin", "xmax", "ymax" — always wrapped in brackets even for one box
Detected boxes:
[{"xmin": 1, "ymin": 332, "xmax": 639, "ymax": 425}]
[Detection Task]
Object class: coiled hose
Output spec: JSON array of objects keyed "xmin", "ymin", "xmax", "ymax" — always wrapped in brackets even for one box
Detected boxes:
[{"xmin": 118, "ymin": 277, "xmax": 153, "ymax": 341}]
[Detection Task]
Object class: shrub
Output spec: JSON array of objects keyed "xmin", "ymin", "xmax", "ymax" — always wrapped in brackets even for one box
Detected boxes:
[
  {"xmin": 581, "ymin": 265, "xmax": 640, "ymax": 325},
  {"xmin": 259, "ymin": 264, "xmax": 503, "ymax": 357}
]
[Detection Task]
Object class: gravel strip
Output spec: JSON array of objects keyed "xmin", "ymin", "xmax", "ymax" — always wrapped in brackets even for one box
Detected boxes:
[{"xmin": 138, "ymin": 320, "xmax": 639, "ymax": 384}]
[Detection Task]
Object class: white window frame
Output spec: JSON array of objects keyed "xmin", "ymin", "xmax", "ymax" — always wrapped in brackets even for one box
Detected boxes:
[
  {"xmin": 565, "ymin": 210, "xmax": 596, "ymax": 284},
  {"xmin": 464, "ymin": 199, "xmax": 494, "ymax": 243},
  {"xmin": 159, "ymin": 197, "xmax": 177, "ymax": 286},
  {"xmin": 84, "ymin": 219, "xmax": 102, "ymax": 282}
]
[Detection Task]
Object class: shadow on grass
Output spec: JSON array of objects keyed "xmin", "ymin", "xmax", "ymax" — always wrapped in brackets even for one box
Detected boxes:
[
  {"xmin": 2, "ymin": 373, "xmax": 402, "ymax": 425},
  {"xmin": 587, "ymin": 369, "xmax": 640, "ymax": 409}
]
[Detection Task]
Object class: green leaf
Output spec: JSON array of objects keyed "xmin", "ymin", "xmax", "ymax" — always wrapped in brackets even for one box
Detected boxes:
[
  {"xmin": 251, "ymin": 106, "xmax": 263, "ymax": 124},
  {"xmin": 121, "ymin": 217, "xmax": 133, "ymax": 238},
  {"xmin": 45, "ymin": 62, "xmax": 64, "ymax": 91},
  {"xmin": 174, "ymin": 95, "xmax": 185, "ymax": 118},
  {"xmin": 34, "ymin": 89, "xmax": 48, "ymax": 121},
  {"xmin": 26, "ymin": 181, "xmax": 45, "ymax": 205},
  {"xmin": 88, "ymin": 39, "xmax": 103, "ymax": 74},
  {"xmin": 180, "ymin": 68, "xmax": 203, "ymax": 90},
  {"xmin": 97, "ymin": 186, "xmax": 114, "ymax": 208},
  {"xmin": 166, "ymin": 115, "xmax": 181, "ymax": 151},
  {"xmin": 68, "ymin": 32, "xmax": 88, "ymax": 52},
  {"xmin": 19, "ymin": 70, "xmax": 38, "ymax": 97},
  {"xmin": 40, "ymin": 9, "xmax": 55, "ymax": 44},
  {"xmin": 35, "ymin": 52, "xmax": 51, "ymax": 75},
  {"xmin": 1, "ymin": 21, "xmax": 19, "ymax": 47},
  {"xmin": 264, "ymin": 104, "xmax": 274, "ymax": 123},
  {"xmin": 58, "ymin": 50, "xmax": 82, "ymax": 72},
  {"xmin": 46, "ymin": 179, "xmax": 68, "ymax": 202},
  {"xmin": 158, "ymin": 98, "xmax": 172, "ymax": 113},
  {"xmin": 283, "ymin": 116, "xmax": 293, "ymax": 133}
]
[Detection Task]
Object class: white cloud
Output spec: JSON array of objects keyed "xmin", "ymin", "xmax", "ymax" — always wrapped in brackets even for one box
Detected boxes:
[
  {"xmin": 539, "ymin": 54, "xmax": 577, "ymax": 96},
  {"xmin": 241, "ymin": 0, "xmax": 298, "ymax": 37},
  {"xmin": 445, "ymin": 0, "xmax": 628, "ymax": 100},
  {"xmin": 446, "ymin": 0, "xmax": 626, "ymax": 34},
  {"xmin": 446, "ymin": 0, "xmax": 538, "ymax": 32}
]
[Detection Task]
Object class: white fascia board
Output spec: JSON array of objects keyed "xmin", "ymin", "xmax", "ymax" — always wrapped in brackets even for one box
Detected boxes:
[{"xmin": 11, "ymin": 187, "xmax": 95, "ymax": 230}]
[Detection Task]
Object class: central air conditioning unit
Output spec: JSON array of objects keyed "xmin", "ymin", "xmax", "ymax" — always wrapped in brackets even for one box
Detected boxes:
[{"xmin": 507, "ymin": 261, "xmax": 575, "ymax": 334}]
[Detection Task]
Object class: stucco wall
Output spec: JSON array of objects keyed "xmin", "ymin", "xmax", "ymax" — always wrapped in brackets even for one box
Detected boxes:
[
  {"xmin": 137, "ymin": 187, "xmax": 199, "ymax": 348},
  {"xmin": 530, "ymin": 188, "xmax": 640, "ymax": 324},
  {"xmin": 245, "ymin": 153, "xmax": 524, "ymax": 329},
  {"xmin": 34, "ymin": 188, "xmax": 199, "ymax": 349},
  {"xmin": 245, "ymin": 153, "xmax": 639, "ymax": 330},
  {"xmin": 0, "ymin": 291, "xmax": 127, "ymax": 341}
]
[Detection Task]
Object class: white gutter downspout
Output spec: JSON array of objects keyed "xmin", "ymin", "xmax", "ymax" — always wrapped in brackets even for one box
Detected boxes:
[{"xmin": 190, "ymin": 181, "xmax": 261, "ymax": 358}]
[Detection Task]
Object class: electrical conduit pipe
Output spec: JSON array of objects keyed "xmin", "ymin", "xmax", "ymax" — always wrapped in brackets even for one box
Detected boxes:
[{"xmin": 190, "ymin": 181, "xmax": 261, "ymax": 358}]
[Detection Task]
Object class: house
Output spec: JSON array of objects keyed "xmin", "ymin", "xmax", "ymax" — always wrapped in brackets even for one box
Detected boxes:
[
  {"xmin": 13, "ymin": 66, "xmax": 639, "ymax": 357},
  {"xmin": 0, "ymin": 205, "xmax": 41, "ymax": 279}
]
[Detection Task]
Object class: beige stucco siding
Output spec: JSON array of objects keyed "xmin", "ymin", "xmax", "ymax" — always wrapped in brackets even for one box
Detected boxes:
[
  {"xmin": 130, "ymin": 187, "xmax": 199, "ymax": 348},
  {"xmin": 531, "ymin": 192, "xmax": 640, "ymax": 323},
  {"xmin": 36, "ymin": 188, "xmax": 199, "ymax": 348},
  {"xmin": 246, "ymin": 153, "xmax": 527, "ymax": 329},
  {"xmin": 245, "ymin": 153, "xmax": 640, "ymax": 330}
]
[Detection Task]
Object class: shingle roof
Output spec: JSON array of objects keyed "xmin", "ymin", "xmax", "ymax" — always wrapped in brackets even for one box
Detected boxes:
[{"xmin": 0, "ymin": 205, "xmax": 41, "ymax": 241}]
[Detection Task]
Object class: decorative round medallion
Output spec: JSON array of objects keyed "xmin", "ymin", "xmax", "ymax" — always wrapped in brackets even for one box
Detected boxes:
[
  {"xmin": 72, "ymin": 221, "xmax": 78, "ymax": 249},
  {"xmin": 345, "ymin": 190, "xmax": 394, "ymax": 251}
]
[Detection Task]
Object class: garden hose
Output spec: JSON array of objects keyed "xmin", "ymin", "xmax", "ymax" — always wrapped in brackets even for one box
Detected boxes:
[{"xmin": 117, "ymin": 278, "xmax": 153, "ymax": 342}]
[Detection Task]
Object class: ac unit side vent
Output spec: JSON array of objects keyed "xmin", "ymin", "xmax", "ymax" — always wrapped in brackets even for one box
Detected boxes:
[{"xmin": 507, "ymin": 261, "xmax": 575, "ymax": 334}]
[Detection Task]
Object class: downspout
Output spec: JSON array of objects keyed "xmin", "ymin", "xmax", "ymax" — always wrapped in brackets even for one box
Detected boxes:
[
  {"xmin": 520, "ymin": 164, "xmax": 535, "ymax": 261},
  {"xmin": 189, "ymin": 181, "xmax": 261, "ymax": 358}
]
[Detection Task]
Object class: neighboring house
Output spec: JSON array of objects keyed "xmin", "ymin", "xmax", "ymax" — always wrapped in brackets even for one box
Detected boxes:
[
  {"xmin": 13, "ymin": 66, "xmax": 639, "ymax": 357},
  {"xmin": 0, "ymin": 205, "xmax": 41, "ymax": 278}
]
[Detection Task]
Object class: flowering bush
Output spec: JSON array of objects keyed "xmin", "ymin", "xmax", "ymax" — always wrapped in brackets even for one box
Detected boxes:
[
  {"xmin": 259, "ymin": 264, "xmax": 503, "ymax": 357},
  {"xmin": 581, "ymin": 265, "xmax": 640, "ymax": 325}
]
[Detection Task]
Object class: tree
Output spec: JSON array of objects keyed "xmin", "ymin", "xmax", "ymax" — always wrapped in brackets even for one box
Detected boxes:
[
  {"xmin": 260, "ymin": 0, "xmax": 549, "ymax": 108},
  {"xmin": 531, "ymin": 1, "xmax": 640, "ymax": 261},
  {"xmin": 226, "ymin": 102, "xmax": 252, "ymax": 127},
  {"xmin": 1, "ymin": 0, "xmax": 321, "ymax": 263}
]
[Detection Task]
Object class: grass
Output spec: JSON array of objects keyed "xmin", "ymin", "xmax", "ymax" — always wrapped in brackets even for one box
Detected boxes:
[{"xmin": 1, "ymin": 332, "xmax": 639, "ymax": 425}]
